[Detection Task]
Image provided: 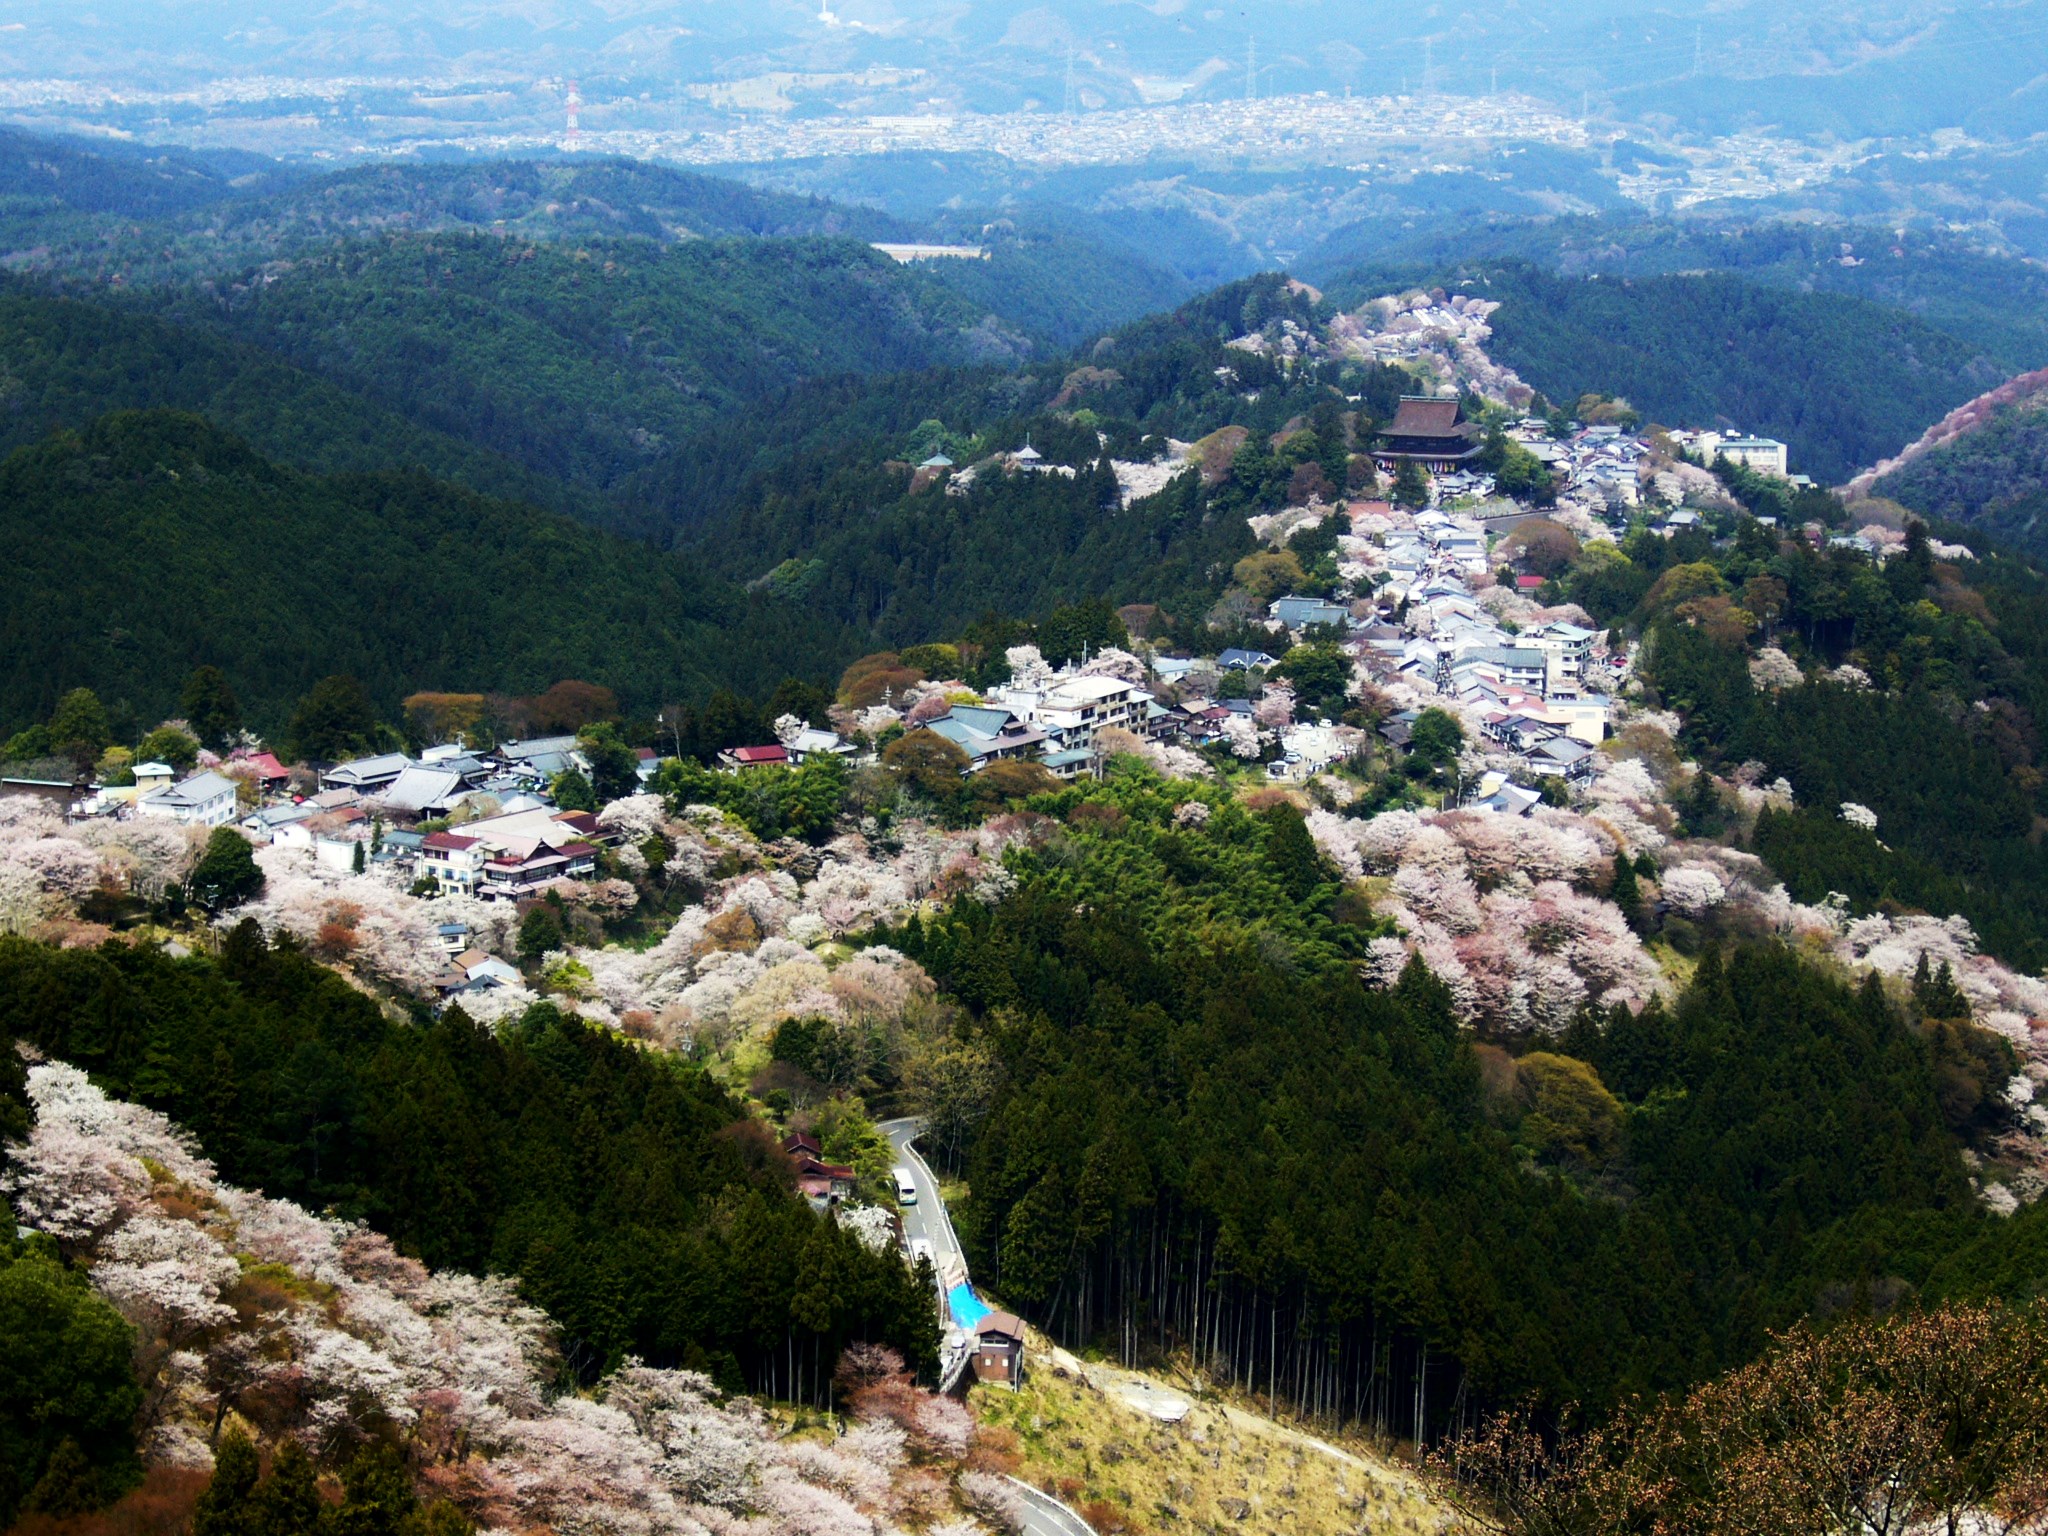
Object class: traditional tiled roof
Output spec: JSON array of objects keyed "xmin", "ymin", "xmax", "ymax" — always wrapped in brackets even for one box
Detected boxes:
[{"xmin": 1387, "ymin": 397, "xmax": 1465, "ymax": 438}]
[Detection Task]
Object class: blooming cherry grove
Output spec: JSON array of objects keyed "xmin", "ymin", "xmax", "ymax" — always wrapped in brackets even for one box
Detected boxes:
[{"xmin": 4, "ymin": 1063, "xmax": 1014, "ymax": 1536}]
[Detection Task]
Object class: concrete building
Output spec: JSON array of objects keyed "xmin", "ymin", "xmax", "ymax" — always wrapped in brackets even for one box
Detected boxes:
[
  {"xmin": 137, "ymin": 771, "xmax": 239, "ymax": 828},
  {"xmin": 1716, "ymin": 436, "xmax": 1789, "ymax": 478}
]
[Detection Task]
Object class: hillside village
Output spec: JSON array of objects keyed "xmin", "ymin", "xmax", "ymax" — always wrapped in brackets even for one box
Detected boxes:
[
  {"xmin": 1, "ymin": 338, "xmax": 1969, "ymax": 1020},
  {"xmin": 0, "ymin": 372, "xmax": 2019, "ymax": 1171}
]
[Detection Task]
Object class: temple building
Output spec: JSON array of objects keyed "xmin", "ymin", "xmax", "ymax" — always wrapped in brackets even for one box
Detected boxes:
[{"xmin": 1378, "ymin": 396, "xmax": 1483, "ymax": 471}]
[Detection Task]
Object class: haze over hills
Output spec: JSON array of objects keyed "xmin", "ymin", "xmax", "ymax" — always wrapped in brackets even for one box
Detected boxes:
[
  {"xmin": 5, "ymin": 0, "xmax": 2047, "ymax": 277},
  {"xmin": 5, "ymin": 0, "xmax": 2044, "ymax": 138}
]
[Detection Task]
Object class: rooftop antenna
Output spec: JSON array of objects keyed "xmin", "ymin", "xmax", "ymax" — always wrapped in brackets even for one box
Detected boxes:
[{"xmin": 565, "ymin": 79, "xmax": 582, "ymax": 150}]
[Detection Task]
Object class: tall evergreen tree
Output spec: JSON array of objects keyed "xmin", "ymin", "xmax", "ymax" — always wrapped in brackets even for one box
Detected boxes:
[
  {"xmin": 180, "ymin": 665, "xmax": 243, "ymax": 750},
  {"xmin": 190, "ymin": 1427, "xmax": 259, "ymax": 1536}
]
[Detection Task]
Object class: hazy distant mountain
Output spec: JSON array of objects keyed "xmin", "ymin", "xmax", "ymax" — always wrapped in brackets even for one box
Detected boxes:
[{"xmin": 4, "ymin": 0, "xmax": 2044, "ymax": 139}]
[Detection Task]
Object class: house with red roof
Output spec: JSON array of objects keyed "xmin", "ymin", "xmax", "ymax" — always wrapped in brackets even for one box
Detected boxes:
[
  {"xmin": 417, "ymin": 830, "xmax": 485, "ymax": 893},
  {"xmin": 718, "ymin": 743, "xmax": 790, "ymax": 770},
  {"xmin": 233, "ymin": 751, "xmax": 292, "ymax": 791}
]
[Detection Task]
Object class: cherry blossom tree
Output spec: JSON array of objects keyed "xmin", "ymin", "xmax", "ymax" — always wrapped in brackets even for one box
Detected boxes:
[
  {"xmin": 598, "ymin": 793, "xmax": 671, "ymax": 841},
  {"xmin": 1078, "ymin": 648, "xmax": 1145, "ymax": 685},
  {"xmin": 8, "ymin": 1061, "xmax": 1016, "ymax": 1534},
  {"xmin": 1748, "ymin": 647, "xmax": 1803, "ymax": 690},
  {"xmin": 1254, "ymin": 689, "xmax": 1298, "ymax": 730},
  {"xmin": 1660, "ymin": 865, "xmax": 1727, "ymax": 916},
  {"xmin": 1004, "ymin": 646, "xmax": 1053, "ymax": 690},
  {"xmin": 1304, "ymin": 809, "xmax": 1366, "ymax": 882},
  {"xmin": 1220, "ymin": 714, "xmax": 1261, "ymax": 759}
]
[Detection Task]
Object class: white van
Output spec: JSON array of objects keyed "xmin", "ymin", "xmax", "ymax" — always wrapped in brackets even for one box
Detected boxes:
[{"xmin": 892, "ymin": 1166, "xmax": 918, "ymax": 1205}]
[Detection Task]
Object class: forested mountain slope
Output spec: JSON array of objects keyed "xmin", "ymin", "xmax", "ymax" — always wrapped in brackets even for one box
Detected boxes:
[
  {"xmin": 0, "ymin": 151, "xmax": 908, "ymax": 279},
  {"xmin": 0, "ymin": 930, "xmax": 940, "ymax": 1390},
  {"xmin": 664, "ymin": 276, "xmax": 1411, "ymax": 635},
  {"xmin": 133, "ymin": 234, "xmax": 1027, "ymax": 506},
  {"xmin": 0, "ymin": 411, "xmax": 851, "ymax": 733},
  {"xmin": 1869, "ymin": 373, "xmax": 2048, "ymax": 554},
  {"xmin": 1302, "ymin": 218, "xmax": 2048, "ymax": 366},
  {"xmin": 0, "ymin": 284, "xmax": 612, "ymax": 520},
  {"xmin": 0, "ymin": 146, "xmax": 1194, "ymax": 352},
  {"xmin": 0, "ymin": 123, "xmax": 300, "ymax": 222},
  {"xmin": 897, "ymin": 809, "xmax": 1991, "ymax": 1418}
]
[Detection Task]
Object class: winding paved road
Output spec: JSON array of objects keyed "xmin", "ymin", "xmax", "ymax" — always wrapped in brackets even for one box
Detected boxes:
[
  {"xmin": 878, "ymin": 1117, "xmax": 966, "ymax": 1289},
  {"xmin": 877, "ymin": 1119, "xmax": 1095, "ymax": 1536}
]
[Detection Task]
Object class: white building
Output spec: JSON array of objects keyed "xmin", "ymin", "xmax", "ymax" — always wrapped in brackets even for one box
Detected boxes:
[
  {"xmin": 136, "ymin": 771, "xmax": 238, "ymax": 828},
  {"xmin": 418, "ymin": 831, "xmax": 486, "ymax": 893},
  {"xmin": 1525, "ymin": 622, "xmax": 1598, "ymax": 695},
  {"xmin": 1447, "ymin": 646, "xmax": 1550, "ymax": 697},
  {"xmin": 1717, "ymin": 436, "xmax": 1789, "ymax": 478},
  {"xmin": 997, "ymin": 675, "xmax": 1149, "ymax": 754}
]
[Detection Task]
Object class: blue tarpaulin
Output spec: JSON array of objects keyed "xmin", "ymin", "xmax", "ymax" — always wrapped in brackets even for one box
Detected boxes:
[{"xmin": 949, "ymin": 1282, "xmax": 990, "ymax": 1330}]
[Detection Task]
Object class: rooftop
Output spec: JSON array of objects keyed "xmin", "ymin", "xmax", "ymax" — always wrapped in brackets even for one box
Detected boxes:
[
  {"xmin": 1045, "ymin": 675, "xmax": 1136, "ymax": 703},
  {"xmin": 143, "ymin": 770, "xmax": 236, "ymax": 807},
  {"xmin": 1387, "ymin": 396, "xmax": 1470, "ymax": 439}
]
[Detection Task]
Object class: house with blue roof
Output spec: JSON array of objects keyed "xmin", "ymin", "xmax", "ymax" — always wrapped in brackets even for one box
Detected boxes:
[
  {"xmin": 922, "ymin": 706, "xmax": 1050, "ymax": 774},
  {"xmin": 1270, "ymin": 596, "xmax": 1352, "ymax": 632}
]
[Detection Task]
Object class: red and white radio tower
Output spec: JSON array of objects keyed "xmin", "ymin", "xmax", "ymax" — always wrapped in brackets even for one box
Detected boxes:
[{"xmin": 565, "ymin": 80, "xmax": 582, "ymax": 150}]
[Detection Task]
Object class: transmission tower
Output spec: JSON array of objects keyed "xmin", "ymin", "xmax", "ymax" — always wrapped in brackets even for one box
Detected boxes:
[{"xmin": 565, "ymin": 80, "xmax": 582, "ymax": 150}]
